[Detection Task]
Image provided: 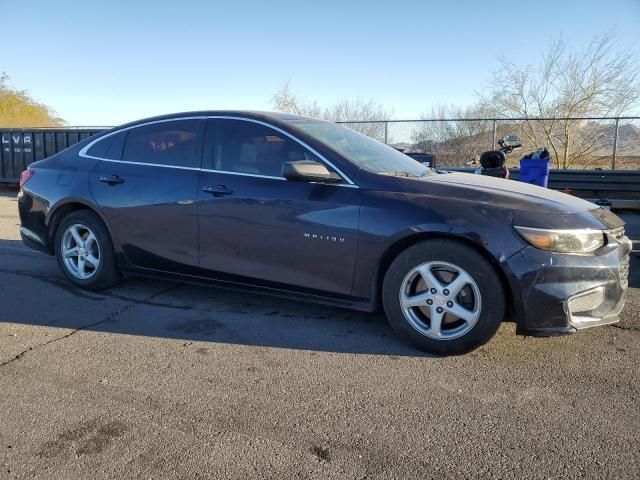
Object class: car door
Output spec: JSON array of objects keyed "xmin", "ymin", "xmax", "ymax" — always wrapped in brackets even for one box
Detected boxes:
[
  {"xmin": 197, "ymin": 117, "xmax": 360, "ymax": 295},
  {"xmin": 87, "ymin": 118, "xmax": 203, "ymax": 274}
]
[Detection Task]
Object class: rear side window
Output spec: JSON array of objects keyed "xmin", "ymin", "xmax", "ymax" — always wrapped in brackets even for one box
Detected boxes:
[
  {"xmin": 122, "ymin": 120, "xmax": 201, "ymax": 168},
  {"xmin": 203, "ymin": 119, "xmax": 322, "ymax": 177},
  {"xmin": 86, "ymin": 131, "xmax": 126, "ymax": 160}
]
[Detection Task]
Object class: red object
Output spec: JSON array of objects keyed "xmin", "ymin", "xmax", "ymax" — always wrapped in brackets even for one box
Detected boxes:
[{"xmin": 19, "ymin": 169, "xmax": 35, "ymax": 188}]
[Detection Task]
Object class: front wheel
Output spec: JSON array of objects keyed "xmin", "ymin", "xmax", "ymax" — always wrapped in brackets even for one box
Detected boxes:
[
  {"xmin": 54, "ymin": 210, "xmax": 120, "ymax": 291},
  {"xmin": 382, "ymin": 239, "xmax": 505, "ymax": 355}
]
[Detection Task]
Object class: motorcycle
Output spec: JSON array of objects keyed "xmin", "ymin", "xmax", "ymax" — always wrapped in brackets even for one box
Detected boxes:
[{"xmin": 466, "ymin": 135, "xmax": 522, "ymax": 179}]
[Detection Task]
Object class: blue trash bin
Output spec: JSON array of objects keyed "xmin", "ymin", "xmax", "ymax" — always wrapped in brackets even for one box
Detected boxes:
[{"xmin": 519, "ymin": 157, "xmax": 550, "ymax": 187}]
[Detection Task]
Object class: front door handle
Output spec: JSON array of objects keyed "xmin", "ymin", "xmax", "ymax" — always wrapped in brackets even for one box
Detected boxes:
[
  {"xmin": 202, "ymin": 185, "xmax": 233, "ymax": 196},
  {"xmin": 99, "ymin": 175, "xmax": 125, "ymax": 185}
]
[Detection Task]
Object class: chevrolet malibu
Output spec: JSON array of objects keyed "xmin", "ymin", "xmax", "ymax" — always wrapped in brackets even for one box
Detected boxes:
[{"xmin": 17, "ymin": 111, "xmax": 631, "ymax": 354}]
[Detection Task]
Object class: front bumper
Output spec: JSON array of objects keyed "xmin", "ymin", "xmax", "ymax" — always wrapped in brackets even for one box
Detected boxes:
[{"xmin": 505, "ymin": 229, "xmax": 632, "ymax": 336}]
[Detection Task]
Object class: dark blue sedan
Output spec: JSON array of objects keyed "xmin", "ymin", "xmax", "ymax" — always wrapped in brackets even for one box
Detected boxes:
[{"xmin": 17, "ymin": 111, "xmax": 631, "ymax": 354}]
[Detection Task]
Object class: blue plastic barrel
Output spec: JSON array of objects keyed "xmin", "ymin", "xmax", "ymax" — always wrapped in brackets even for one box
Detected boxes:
[{"xmin": 519, "ymin": 158, "xmax": 550, "ymax": 187}]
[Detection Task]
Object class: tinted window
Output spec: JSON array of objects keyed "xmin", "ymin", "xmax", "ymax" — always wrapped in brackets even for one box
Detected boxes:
[
  {"xmin": 122, "ymin": 120, "xmax": 201, "ymax": 168},
  {"xmin": 86, "ymin": 131, "xmax": 126, "ymax": 160},
  {"xmin": 204, "ymin": 119, "xmax": 322, "ymax": 178}
]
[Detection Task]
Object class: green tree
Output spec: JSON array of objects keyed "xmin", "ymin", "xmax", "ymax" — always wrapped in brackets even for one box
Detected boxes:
[{"xmin": 0, "ymin": 73, "xmax": 65, "ymax": 127}]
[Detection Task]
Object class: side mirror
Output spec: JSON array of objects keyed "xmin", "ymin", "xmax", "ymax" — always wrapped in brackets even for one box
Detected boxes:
[{"xmin": 282, "ymin": 160, "xmax": 343, "ymax": 183}]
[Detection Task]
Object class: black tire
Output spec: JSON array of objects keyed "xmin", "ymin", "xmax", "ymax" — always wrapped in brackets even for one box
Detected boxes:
[
  {"xmin": 479, "ymin": 150, "xmax": 506, "ymax": 168},
  {"xmin": 382, "ymin": 239, "xmax": 505, "ymax": 355},
  {"xmin": 54, "ymin": 209, "xmax": 120, "ymax": 291}
]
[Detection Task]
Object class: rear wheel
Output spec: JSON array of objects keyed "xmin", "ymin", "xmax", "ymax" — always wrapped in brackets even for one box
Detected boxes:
[
  {"xmin": 54, "ymin": 210, "xmax": 120, "ymax": 290},
  {"xmin": 382, "ymin": 239, "xmax": 505, "ymax": 355}
]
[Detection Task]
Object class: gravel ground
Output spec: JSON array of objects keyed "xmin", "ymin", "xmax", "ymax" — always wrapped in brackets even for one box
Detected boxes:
[{"xmin": 1, "ymin": 188, "xmax": 639, "ymax": 479}]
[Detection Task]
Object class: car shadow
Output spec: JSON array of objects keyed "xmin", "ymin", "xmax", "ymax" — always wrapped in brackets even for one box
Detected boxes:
[
  {"xmin": 0, "ymin": 238, "xmax": 427, "ymax": 357},
  {"xmin": 0, "ymin": 186, "xmax": 18, "ymax": 198},
  {"xmin": 3, "ymin": 212, "xmax": 639, "ymax": 357}
]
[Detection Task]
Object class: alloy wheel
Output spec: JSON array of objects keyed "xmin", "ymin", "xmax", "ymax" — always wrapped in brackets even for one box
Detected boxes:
[
  {"xmin": 61, "ymin": 223, "xmax": 101, "ymax": 280},
  {"xmin": 399, "ymin": 261, "xmax": 482, "ymax": 339}
]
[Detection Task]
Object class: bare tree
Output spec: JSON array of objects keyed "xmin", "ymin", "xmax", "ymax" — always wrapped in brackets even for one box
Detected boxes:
[
  {"xmin": 411, "ymin": 104, "xmax": 494, "ymax": 166},
  {"xmin": 271, "ymin": 82, "xmax": 322, "ymax": 118},
  {"xmin": 482, "ymin": 33, "xmax": 640, "ymax": 168},
  {"xmin": 271, "ymin": 82, "xmax": 392, "ymax": 141}
]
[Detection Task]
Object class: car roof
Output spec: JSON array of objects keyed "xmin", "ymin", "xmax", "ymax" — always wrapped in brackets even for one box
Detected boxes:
[{"xmin": 116, "ymin": 110, "xmax": 325, "ymax": 129}]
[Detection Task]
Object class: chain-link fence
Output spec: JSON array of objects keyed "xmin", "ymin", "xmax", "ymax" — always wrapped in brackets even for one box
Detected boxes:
[{"xmin": 337, "ymin": 117, "xmax": 640, "ymax": 170}]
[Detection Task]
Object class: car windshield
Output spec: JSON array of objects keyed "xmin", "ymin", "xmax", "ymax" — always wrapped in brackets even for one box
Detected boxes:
[{"xmin": 290, "ymin": 119, "xmax": 432, "ymax": 177}]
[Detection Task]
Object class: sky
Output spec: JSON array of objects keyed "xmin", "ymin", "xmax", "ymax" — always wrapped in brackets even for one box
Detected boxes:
[{"xmin": 2, "ymin": 0, "xmax": 639, "ymax": 126}]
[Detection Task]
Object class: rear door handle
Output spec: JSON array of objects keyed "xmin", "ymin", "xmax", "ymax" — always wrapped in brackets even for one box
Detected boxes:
[
  {"xmin": 202, "ymin": 185, "xmax": 233, "ymax": 196},
  {"xmin": 99, "ymin": 175, "xmax": 125, "ymax": 185}
]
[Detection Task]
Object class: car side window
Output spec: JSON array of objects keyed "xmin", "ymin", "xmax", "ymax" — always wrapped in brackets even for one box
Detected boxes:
[
  {"xmin": 86, "ymin": 131, "xmax": 127, "ymax": 160},
  {"xmin": 122, "ymin": 120, "xmax": 201, "ymax": 168},
  {"xmin": 203, "ymin": 119, "xmax": 323, "ymax": 178}
]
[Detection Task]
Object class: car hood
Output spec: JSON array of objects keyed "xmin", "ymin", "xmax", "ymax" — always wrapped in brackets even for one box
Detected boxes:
[{"xmin": 396, "ymin": 172, "xmax": 624, "ymax": 230}]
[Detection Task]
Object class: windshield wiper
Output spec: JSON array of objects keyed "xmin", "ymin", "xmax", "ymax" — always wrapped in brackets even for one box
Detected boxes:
[
  {"xmin": 419, "ymin": 168, "xmax": 438, "ymax": 177},
  {"xmin": 378, "ymin": 170, "xmax": 420, "ymax": 178}
]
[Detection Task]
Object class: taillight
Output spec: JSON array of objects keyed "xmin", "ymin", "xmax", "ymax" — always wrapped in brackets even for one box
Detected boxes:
[{"xmin": 19, "ymin": 169, "xmax": 35, "ymax": 188}]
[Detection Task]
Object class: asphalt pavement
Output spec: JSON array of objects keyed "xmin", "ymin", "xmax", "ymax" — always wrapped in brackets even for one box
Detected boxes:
[{"xmin": 1, "ymin": 187, "xmax": 639, "ymax": 479}]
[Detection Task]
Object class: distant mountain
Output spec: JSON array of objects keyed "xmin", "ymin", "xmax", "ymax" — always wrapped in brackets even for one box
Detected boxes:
[{"xmin": 615, "ymin": 123, "xmax": 640, "ymax": 154}]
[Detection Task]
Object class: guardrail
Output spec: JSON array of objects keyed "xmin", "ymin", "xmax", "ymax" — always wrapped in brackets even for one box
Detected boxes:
[
  {"xmin": 537, "ymin": 169, "xmax": 640, "ymax": 193},
  {"xmin": 446, "ymin": 168, "xmax": 640, "ymax": 200}
]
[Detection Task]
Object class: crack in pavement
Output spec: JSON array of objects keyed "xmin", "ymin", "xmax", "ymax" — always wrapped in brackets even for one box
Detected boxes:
[
  {"xmin": 612, "ymin": 323, "xmax": 640, "ymax": 332},
  {"xmin": 0, "ymin": 283, "xmax": 181, "ymax": 368},
  {"xmin": 0, "ymin": 266, "xmax": 297, "ymax": 314},
  {"xmin": 0, "ymin": 266, "xmax": 225, "ymax": 311},
  {"xmin": 0, "ymin": 266, "xmax": 115, "ymax": 301}
]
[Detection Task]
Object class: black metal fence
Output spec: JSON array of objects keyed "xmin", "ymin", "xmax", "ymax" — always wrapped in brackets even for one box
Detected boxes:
[{"xmin": 0, "ymin": 128, "xmax": 105, "ymax": 183}]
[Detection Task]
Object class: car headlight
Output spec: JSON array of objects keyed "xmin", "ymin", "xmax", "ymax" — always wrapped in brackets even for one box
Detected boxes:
[{"xmin": 514, "ymin": 226, "xmax": 605, "ymax": 253}]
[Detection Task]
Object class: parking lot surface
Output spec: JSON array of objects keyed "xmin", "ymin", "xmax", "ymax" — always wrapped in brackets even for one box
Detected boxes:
[{"xmin": 1, "ymin": 187, "xmax": 639, "ymax": 479}]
